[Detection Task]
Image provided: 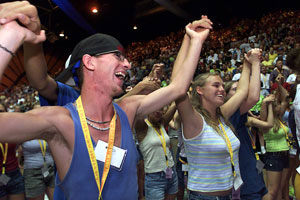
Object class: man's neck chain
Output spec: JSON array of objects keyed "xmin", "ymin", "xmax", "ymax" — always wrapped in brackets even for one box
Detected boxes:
[
  {"xmin": 86, "ymin": 120, "xmax": 110, "ymax": 131},
  {"xmin": 86, "ymin": 114, "xmax": 117, "ymax": 131},
  {"xmin": 86, "ymin": 116, "xmax": 111, "ymax": 124}
]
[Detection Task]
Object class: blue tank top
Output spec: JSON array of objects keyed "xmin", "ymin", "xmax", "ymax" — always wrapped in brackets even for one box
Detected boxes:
[{"xmin": 57, "ymin": 102, "xmax": 139, "ymax": 199}]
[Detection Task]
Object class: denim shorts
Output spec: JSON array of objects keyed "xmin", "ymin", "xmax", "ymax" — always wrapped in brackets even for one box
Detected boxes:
[
  {"xmin": 145, "ymin": 167, "xmax": 178, "ymax": 200},
  {"xmin": 189, "ymin": 191, "xmax": 231, "ymax": 200},
  {"xmin": 176, "ymin": 147, "xmax": 187, "ymax": 188},
  {"xmin": 23, "ymin": 165, "xmax": 55, "ymax": 198},
  {"xmin": 240, "ymin": 186, "xmax": 268, "ymax": 200},
  {"xmin": 0, "ymin": 169, "xmax": 25, "ymax": 198},
  {"xmin": 264, "ymin": 151, "xmax": 289, "ymax": 171},
  {"xmin": 176, "ymin": 157, "xmax": 185, "ymax": 188}
]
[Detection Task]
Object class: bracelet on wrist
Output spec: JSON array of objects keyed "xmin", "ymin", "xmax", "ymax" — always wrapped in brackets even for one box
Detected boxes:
[{"xmin": 0, "ymin": 43, "xmax": 15, "ymax": 57}]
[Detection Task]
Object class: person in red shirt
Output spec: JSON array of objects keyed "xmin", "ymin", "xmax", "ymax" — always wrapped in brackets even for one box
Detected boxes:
[{"xmin": 0, "ymin": 103, "xmax": 25, "ymax": 200}]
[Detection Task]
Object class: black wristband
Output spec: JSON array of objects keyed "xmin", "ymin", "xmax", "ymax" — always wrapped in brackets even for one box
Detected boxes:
[{"xmin": 0, "ymin": 43, "xmax": 15, "ymax": 56}]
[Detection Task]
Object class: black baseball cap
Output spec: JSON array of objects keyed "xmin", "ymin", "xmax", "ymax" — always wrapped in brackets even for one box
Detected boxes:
[{"xmin": 56, "ymin": 33, "xmax": 124, "ymax": 83}]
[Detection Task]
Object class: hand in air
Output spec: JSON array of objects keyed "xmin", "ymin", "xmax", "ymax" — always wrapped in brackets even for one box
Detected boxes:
[
  {"xmin": 185, "ymin": 15, "xmax": 213, "ymax": 43},
  {"xmin": 0, "ymin": 1, "xmax": 41, "ymax": 34}
]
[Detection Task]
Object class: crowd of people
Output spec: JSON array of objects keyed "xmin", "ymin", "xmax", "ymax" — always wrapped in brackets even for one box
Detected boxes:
[
  {"xmin": 0, "ymin": 1, "xmax": 300, "ymax": 200},
  {"xmin": 124, "ymin": 9, "xmax": 300, "ymax": 90}
]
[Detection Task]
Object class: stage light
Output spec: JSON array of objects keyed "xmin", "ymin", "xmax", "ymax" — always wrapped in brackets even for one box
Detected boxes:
[
  {"xmin": 133, "ymin": 25, "xmax": 137, "ymax": 30},
  {"xmin": 59, "ymin": 31, "xmax": 64, "ymax": 37},
  {"xmin": 91, "ymin": 7, "xmax": 98, "ymax": 13}
]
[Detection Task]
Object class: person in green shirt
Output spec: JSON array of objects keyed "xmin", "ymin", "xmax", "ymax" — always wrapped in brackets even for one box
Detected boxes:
[{"xmin": 260, "ymin": 74, "xmax": 290, "ymax": 200}]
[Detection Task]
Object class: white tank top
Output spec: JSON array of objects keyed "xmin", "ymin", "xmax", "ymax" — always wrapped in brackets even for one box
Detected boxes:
[{"xmin": 139, "ymin": 119, "xmax": 174, "ymax": 173}]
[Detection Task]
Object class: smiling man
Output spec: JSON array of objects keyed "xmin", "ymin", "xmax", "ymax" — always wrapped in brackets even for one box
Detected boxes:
[{"xmin": 0, "ymin": 6, "xmax": 213, "ymax": 199}]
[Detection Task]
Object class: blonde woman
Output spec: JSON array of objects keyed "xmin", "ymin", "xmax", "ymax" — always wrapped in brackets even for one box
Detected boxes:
[{"xmin": 174, "ymin": 50, "xmax": 262, "ymax": 199}]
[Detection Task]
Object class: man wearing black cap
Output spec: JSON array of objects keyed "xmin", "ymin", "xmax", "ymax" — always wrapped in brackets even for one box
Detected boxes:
[{"xmin": 0, "ymin": 2, "xmax": 213, "ymax": 199}]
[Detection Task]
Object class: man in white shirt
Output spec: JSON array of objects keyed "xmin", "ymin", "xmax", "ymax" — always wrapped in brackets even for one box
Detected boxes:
[
  {"xmin": 286, "ymin": 72, "xmax": 297, "ymax": 85},
  {"xmin": 206, "ymin": 49, "xmax": 218, "ymax": 64},
  {"xmin": 260, "ymin": 65, "xmax": 270, "ymax": 96}
]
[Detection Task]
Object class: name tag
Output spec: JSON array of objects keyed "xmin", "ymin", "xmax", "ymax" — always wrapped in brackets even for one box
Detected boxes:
[
  {"xmin": 233, "ymin": 173, "xmax": 243, "ymax": 190},
  {"xmin": 290, "ymin": 148, "xmax": 297, "ymax": 156},
  {"xmin": 256, "ymin": 160, "xmax": 265, "ymax": 174},
  {"xmin": 41, "ymin": 165, "xmax": 50, "ymax": 178},
  {"xmin": 165, "ymin": 167, "xmax": 172, "ymax": 179},
  {"xmin": 95, "ymin": 140, "xmax": 127, "ymax": 170},
  {"xmin": 182, "ymin": 163, "xmax": 188, "ymax": 172},
  {"xmin": 0, "ymin": 174, "xmax": 11, "ymax": 186}
]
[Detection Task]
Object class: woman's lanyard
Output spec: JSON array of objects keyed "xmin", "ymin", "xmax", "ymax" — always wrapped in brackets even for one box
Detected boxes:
[
  {"xmin": 262, "ymin": 74, "xmax": 267, "ymax": 87},
  {"xmin": 0, "ymin": 143, "xmax": 8, "ymax": 174},
  {"xmin": 219, "ymin": 120, "xmax": 236, "ymax": 177},
  {"xmin": 247, "ymin": 128, "xmax": 260, "ymax": 160},
  {"xmin": 38, "ymin": 140, "xmax": 47, "ymax": 166},
  {"xmin": 279, "ymin": 120, "xmax": 292, "ymax": 148},
  {"xmin": 145, "ymin": 119, "xmax": 169, "ymax": 167},
  {"xmin": 76, "ymin": 96, "xmax": 116, "ymax": 200}
]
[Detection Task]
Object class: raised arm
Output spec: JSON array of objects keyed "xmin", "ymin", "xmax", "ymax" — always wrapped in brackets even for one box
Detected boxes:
[
  {"xmin": 121, "ymin": 17, "xmax": 212, "ymax": 120},
  {"xmin": 175, "ymin": 92, "xmax": 203, "ymax": 139},
  {"xmin": 0, "ymin": 20, "xmax": 45, "ymax": 79},
  {"xmin": 24, "ymin": 43, "xmax": 58, "ymax": 101},
  {"xmin": 247, "ymin": 94, "xmax": 275, "ymax": 130},
  {"xmin": 0, "ymin": 22, "xmax": 23, "ymax": 78},
  {"xmin": 221, "ymin": 54, "xmax": 251, "ymax": 119},
  {"xmin": 0, "ymin": 1, "xmax": 58, "ymax": 101},
  {"xmin": 171, "ymin": 15, "xmax": 212, "ymax": 79},
  {"xmin": 277, "ymin": 75, "xmax": 289, "ymax": 117},
  {"xmin": 162, "ymin": 102, "xmax": 177, "ymax": 127},
  {"xmin": 239, "ymin": 48, "xmax": 262, "ymax": 114}
]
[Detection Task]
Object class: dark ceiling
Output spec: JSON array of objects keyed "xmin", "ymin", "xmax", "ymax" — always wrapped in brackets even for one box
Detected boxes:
[
  {"xmin": 0, "ymin": 0, "xmax": 299, "ymax": 91},
  {"xmin": 26, "ymin": 0, "xmax": 299, "ymax": 46}
]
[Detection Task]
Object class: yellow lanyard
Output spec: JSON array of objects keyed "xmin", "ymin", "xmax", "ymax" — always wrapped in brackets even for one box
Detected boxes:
[
  {"xmin": 279, "ymin": 120, "xmax": 291, "ymax": 148},
  {"xmin": 145, "ymin": 119, "xmax": 169, "ymax": 167},
  {"xmin": 38, "ymin": 140, "xmax": 47, "ymax": 165},
  {"xmin": 0, "ymin": 143, "xmax": 8, "ymax": 174},
  {"xmin": 179, "ymin": 157, "xmax": 187, "ymax": 165},
  {"xmin": 219, "ymin": 120, "xmax": 236, "ymax": 177},
  {"xmin": 76, "ymin": 96, "xmax": 116, "ymax": 200},
  {"xmin": 247, "ymin": 128, "xmax": 260, "ymax": 160},
  {"xmin": 262, "ymin": 74, "xmax": 267, "ymax": 85}
]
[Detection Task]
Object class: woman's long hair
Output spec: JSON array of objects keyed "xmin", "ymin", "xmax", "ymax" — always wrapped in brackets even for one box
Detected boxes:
[
  {"xmin": 272, "ymin": 99, "xmax": 284, "ymax": 133},
  {"xmin": 191, "ymin": 72, "xmax": 236, "ymax": 137},
  {"xmin": 224, "ymin": 80, "xmax": 238, "ymax": 102}
]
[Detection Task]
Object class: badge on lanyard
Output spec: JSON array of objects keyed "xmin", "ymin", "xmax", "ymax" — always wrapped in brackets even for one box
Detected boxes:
[
  {"xmin": 256, "ymin": 160, "xmax": 265, "ymax": 174},
  {"xmin": 165, "ymin": 167, "xmax": 172, "ymax": 179},
  {"xmin": 95, "ymin": 140, "xmax": 127, "ymax": 171},
  {"xmin": 0, "ymin": 174, "xmax": 10, "ymax": 186},
  {"xmin": 233, "ymin": 173, "xmax": 243, "ymax": 190},
  {"xmin": 290, "ymin": 148, "xmax": 297, "ymax": 156},
  {"xmin": 182, "ymin": 163, "xmax": 188, "ymax": 172},
  {"xmin": 0, "ymin": 143, "xmax": 10, "ymax": 186},
  {"xmin": 41, "ymin": 165, "xmax": 50, "ymax": 178}
]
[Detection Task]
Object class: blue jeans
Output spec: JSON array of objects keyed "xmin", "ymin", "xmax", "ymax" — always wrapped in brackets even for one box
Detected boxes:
[
  {"xmin": 240, "ymin": 186, "xmax": 268, "ymax": 200},
  {"xmin": 145, "ymin": 167, "xmax": 178, "ymax": 200},
  {"xmin": 0, "ymin": 169, "xmax": 25, "ymax": 198},
  {"xmin": 176, "ymin": 147, "xmax": 187, "ymax": 188},
  {"xmin": 189, "ymin": 191, "xmax": 232, "ymax": 200}
]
